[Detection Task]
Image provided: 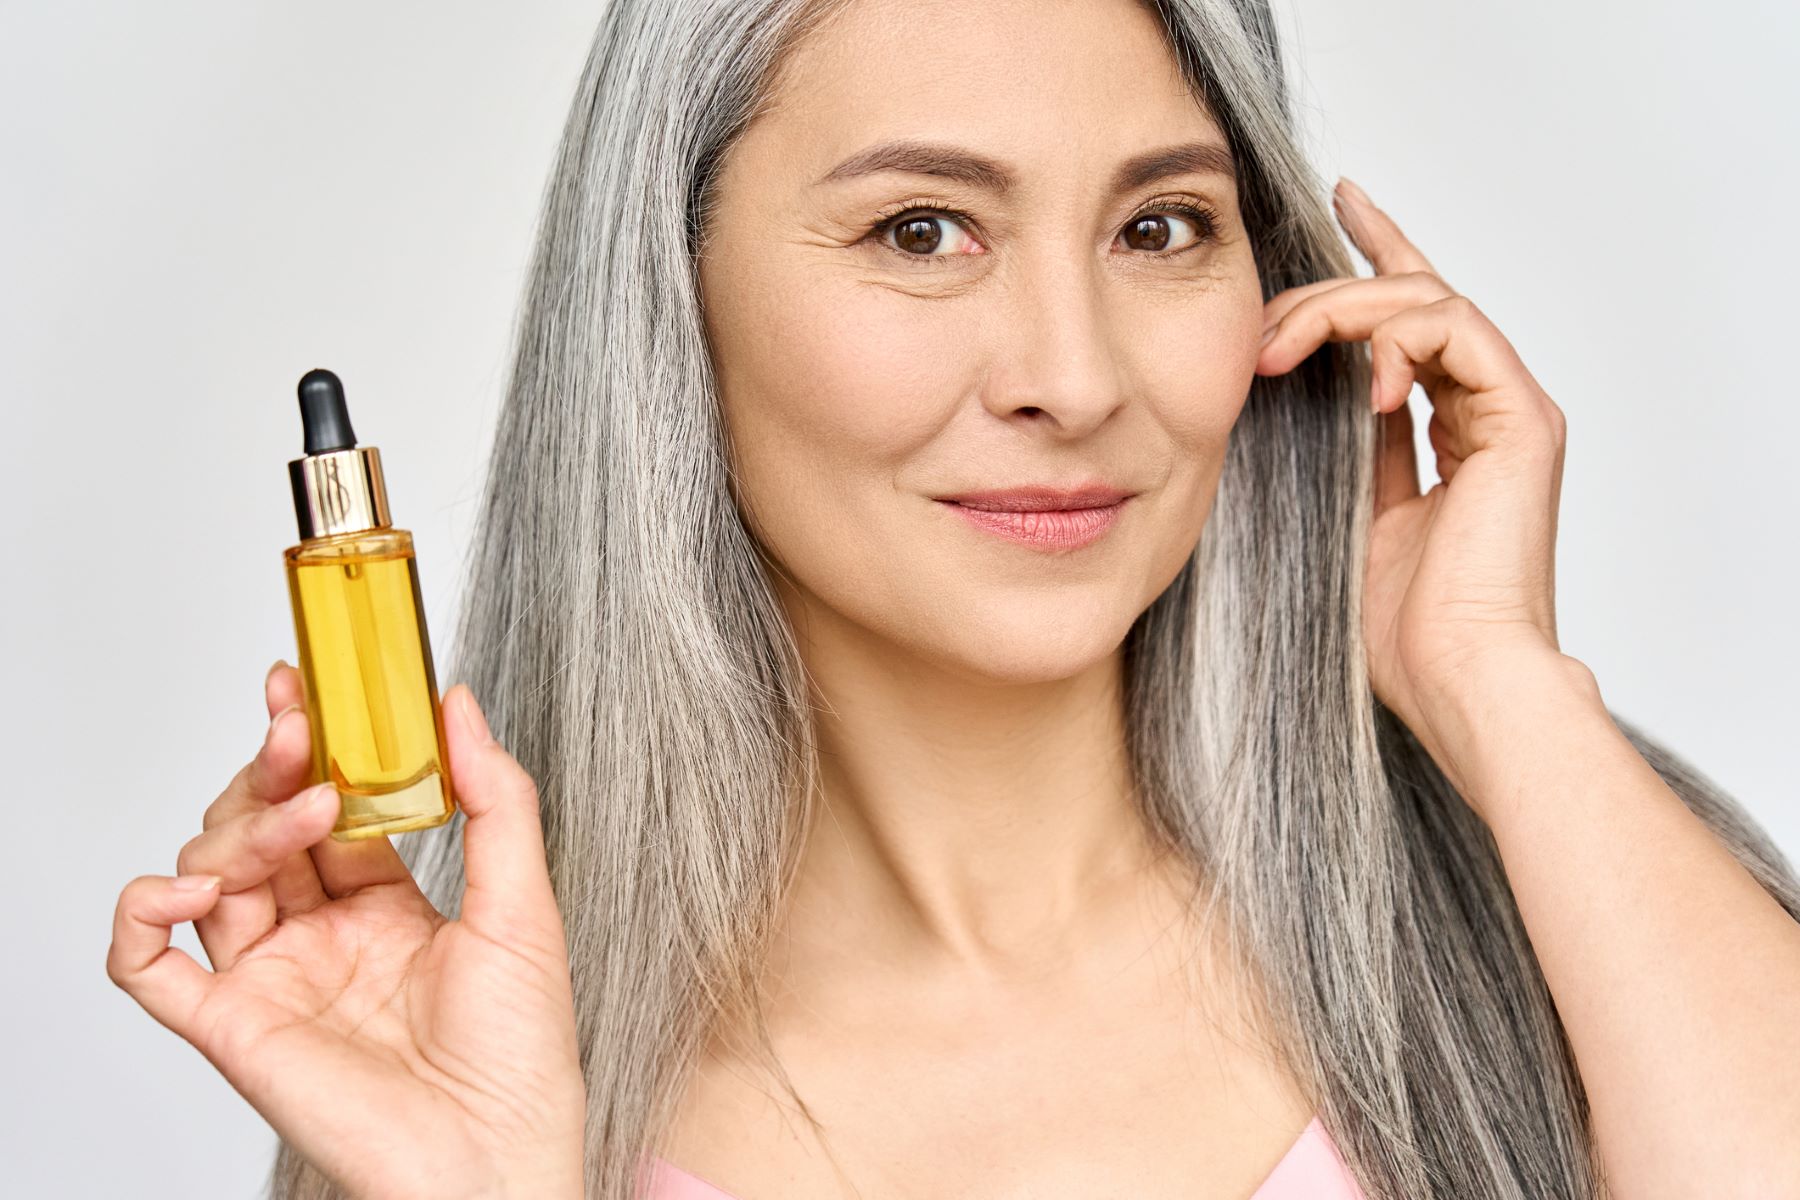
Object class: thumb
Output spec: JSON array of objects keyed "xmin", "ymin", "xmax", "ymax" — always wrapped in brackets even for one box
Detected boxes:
[{"xmin": 443, "ymin": 684, "xmax": 563, "ymax": 943}]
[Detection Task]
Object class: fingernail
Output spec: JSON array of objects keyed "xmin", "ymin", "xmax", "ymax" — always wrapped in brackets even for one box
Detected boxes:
[
  {"xmin": 172, "ymin": 874, "xmax": 222, "ymax": 892},
  {"xmin": 1338, "ymin": 176, "xmax": 1371, "ymax": 205},
  {"xmin": 265, "ymin": 702, "xmax": 301, "ymax": 748},
  {"xmin": 460, "ymin": 689, "xmax": 494, "ymax": 746},
  {"xmin": 265, "ymin": 658, "xmax": 288, "ymax": 687},
  {"xmin": 1260, "ymin": 323, "xmax": 1280, "ymax": 347}
]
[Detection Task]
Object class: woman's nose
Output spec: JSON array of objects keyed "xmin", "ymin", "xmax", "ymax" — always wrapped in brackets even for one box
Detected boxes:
[{"xmin": 977, "ymin": 263, "xmax": 1129, "ymax": 437}]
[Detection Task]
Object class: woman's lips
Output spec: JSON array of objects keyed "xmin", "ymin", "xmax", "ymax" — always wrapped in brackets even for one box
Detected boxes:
[{"xmin": 937, "ymin": 496, "xmax": 1130, "ymax": 549}]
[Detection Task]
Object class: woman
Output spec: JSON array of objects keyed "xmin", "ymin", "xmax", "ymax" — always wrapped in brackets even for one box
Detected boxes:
[{"xmin": 107, "ymin": 0, "xmax": 1800, "ymax": 1197}]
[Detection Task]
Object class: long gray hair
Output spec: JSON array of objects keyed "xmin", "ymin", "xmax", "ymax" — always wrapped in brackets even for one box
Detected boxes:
[{"xmin": 267, "ymin": 1, "xmax": 1800, "ymax": 1197}]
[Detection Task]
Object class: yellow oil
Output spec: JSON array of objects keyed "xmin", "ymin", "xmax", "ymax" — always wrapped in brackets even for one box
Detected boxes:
[{"xmin": 283, "ymin": 528, "xmax": 456, "ymax": 841}]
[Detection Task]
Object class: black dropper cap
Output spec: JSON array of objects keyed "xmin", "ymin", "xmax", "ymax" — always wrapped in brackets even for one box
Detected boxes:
[
  {"xmin": 298, "ymin": 367, "xmax": 358, "ymax": 455},
  {"xmin": 288, "ymin": 367, "xmax": 391, "ymax": 539}
]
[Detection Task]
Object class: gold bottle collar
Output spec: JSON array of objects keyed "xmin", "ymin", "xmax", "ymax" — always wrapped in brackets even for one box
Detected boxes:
[{"xmin": 289, "ymin": 447, "xmax": 392, "ymax": 539}]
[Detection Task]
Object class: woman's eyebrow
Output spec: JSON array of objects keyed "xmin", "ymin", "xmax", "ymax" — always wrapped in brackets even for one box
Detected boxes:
[{"xmin": 813, "ymin": 138, "xmax": 1237, "ymax": 194}]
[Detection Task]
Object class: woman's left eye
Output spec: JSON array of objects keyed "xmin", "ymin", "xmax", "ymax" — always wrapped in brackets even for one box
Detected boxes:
[
  {"xmin": 868, "ymin": 201, "xmax": 1222, "ymax": 265},
  {"xmin": 1116, "ymin": 205, "xmax": 1220, "ymax": 255}
]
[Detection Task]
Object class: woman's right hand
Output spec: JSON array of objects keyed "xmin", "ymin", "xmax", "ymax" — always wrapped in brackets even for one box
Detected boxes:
[{"xmin": 107, "ymin": 663, "xmax": 587, "ymax": 1200}]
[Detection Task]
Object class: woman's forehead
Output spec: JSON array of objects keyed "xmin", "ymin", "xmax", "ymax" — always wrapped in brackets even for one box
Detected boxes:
[{"xmin": 750, "ymin": 0, "xmax": 1222, "ymax": 192}]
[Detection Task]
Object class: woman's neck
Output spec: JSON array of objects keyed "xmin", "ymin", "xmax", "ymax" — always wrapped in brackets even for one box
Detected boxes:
[{"xmin": 775, "ymin": 593, "xmax": 1176, "ymax": 979}]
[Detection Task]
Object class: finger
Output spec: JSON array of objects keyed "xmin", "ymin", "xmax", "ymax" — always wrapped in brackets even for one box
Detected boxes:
[
  {"xmin": 1333, "ymin": 177, "xmax": 1441, "ymax": 279},
  {"xmin": 1258, "ymin": 272, "xmax": 1456, "ymax": 378},
  {"xmin": 307, "ymin": 812, "xmax": 424, "ymax": 898},
  {"xmin": 198, "ymin": 681, "xmax": 330, "ymax": 946},
  {"xmin": 259, "ymin": 660, "xmax": 420, "ymax": 900},
  {"xmin": 1374, "ymin": 396, "xmax": 1421, "ymax": 517},
  {"xmin": 207, "ymin": 701, "xmax": 314, "ymax": 830},
  {"xmin": 265, "ymin": 658, "xmax": 304, "ymax": 720},
  {"xmin": 107, "ymin": 873, "xmax": 225, "ymax": 1041},
  {"xmin": 445, "ymin": 684, "xmax": 562, "ymax": 945},
  {"xmin": 1260, "ymin": 275, "xmax": 1359, "ymax": 337},
  {"xmin": 1368, "ymin": 297, "xmax": 1553, "ymax": 465},
  {"xmin": 180, "ymin": 782, "xmax": 342, "ymax": 968},
  {"xmin": 1261, "ymin": 178, "xmax": 1449, "ymax": 332},
  {"xmin": 207, "ymin": 656, "xmax": 318, "ymax": 830}
]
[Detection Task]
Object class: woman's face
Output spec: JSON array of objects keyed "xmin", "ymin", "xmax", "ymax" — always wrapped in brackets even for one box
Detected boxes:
[{"xmin": 699, "ymin": 0, "xmax": 1264, "ymax": 683}]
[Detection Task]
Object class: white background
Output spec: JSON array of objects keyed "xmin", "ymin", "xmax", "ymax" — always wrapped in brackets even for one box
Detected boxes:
[{"xmin": 4, "ymin": 1, "xmax": 1793, "ymax": 1194}]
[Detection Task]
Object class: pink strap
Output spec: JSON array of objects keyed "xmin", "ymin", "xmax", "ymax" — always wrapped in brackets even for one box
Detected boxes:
[
  {"xmin": 1251, "ymin": 1116, "xmax": 1367, "ymax": 1199},
  {"xmin": 638, "ymin": 1116, "xmax": 1366, "ymax": 1199}
]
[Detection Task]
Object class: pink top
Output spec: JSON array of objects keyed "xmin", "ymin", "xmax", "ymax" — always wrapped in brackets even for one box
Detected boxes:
[{"xmin": 637, "ymin": 1114, "xmax": 1365, "ymax": 1199}]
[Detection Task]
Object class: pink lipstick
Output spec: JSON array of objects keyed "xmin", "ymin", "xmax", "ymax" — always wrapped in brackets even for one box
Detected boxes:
[{"xmin": 934, "ymin": 483, "xmax": 1133, "ymax": 550}]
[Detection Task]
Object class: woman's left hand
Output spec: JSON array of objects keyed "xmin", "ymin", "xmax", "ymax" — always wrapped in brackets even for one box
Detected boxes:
[{"xmin": 1254, "ymin": 177, "xmax": 1572, "ymax": 797}]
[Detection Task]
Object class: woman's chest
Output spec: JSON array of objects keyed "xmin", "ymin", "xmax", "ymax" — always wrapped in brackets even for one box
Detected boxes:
[{"xmin": 652, "ymin": 973, "xmax": 1319, "ymax": 1200}]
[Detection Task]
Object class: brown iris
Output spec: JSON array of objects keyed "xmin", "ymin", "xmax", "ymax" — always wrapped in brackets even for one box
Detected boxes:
[
  {"xmin": 892, "ymin": 217, "xmax": 944, "ymax": 255},
  {"xmin": 1122, "ymin": 214, "xmax": 1173, "ymax": 252}
]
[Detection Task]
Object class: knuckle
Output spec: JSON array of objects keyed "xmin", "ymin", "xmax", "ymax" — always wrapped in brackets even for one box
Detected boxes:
[
  {"xmin": 1407, "ymin": 269, "xmax": 1452, "ymax": 297},
  {"xmin": 176, "ymin": 810, "xmax": 250, "ymax": 878},
  {"xmin": 206, "ymin": 751, "xmax": 274, "ymax": 830},
  {"xmin": 493, "ymin": 755, "xmax": 542, "ymax": 807},
  {"xmin": 208, "ymin": 763, "xmax": 253, "ymax": 824},
  {"xmin": 1545, "ymin": 398, "xmax": 1568, "ymax": 439},
  {"xmin": 508, "ymin": 763, "xmax": 542, "ymax": 807},
  {"xmin": 201, "ymin": 788, "xmax": 235, "ymax": 831},
  {"xmin": 1437, "ymin": 292, "xmax": 1478, "ymax": 319}
]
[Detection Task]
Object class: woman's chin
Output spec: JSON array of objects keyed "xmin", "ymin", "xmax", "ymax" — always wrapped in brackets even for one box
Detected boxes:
[{"xmin": 910, "ymin": 610, "xmax": 1134, "ymax": 688}]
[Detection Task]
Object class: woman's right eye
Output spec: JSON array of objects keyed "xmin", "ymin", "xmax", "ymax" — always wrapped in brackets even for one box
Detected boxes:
[{"xmin": 874, "ymin": 209, "xmax": 985, "ymax": 263}]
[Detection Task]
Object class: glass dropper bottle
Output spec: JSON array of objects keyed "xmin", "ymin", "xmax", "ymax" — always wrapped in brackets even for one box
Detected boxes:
[{"xmin": 283, "ymin": 367, "xmax": 456, "ymax": 841}]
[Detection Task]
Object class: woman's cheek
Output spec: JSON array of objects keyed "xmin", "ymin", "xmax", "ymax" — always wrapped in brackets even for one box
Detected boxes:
[
  {"xmin": 715, "ymin": 313, "xmax": 934, "ymax": 562},
  {"xmin": 772, "ymin": 288, "xmax": 965, "ymax": 461}
]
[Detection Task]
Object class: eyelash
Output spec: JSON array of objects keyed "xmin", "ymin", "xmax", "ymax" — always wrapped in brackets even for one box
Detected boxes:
[{"xmin": 866, "ymin": 195, "xmax": 1223, "ymax": 266}]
